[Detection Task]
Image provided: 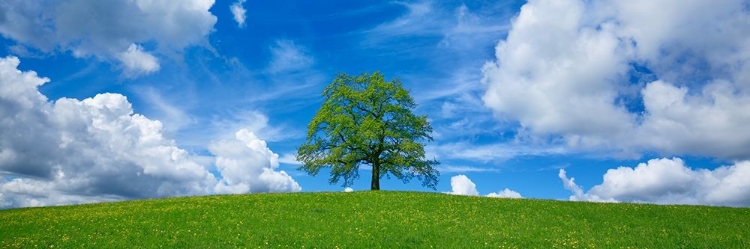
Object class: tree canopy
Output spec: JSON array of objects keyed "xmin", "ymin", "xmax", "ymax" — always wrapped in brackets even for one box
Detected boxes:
[{"xmin": 296, "ymin": 72, "xmax": 439, "ymax": 190}]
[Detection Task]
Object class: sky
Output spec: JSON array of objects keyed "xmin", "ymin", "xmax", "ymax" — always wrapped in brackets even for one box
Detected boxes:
[{"xmin": 0, "ymin": 0, "xmax": 749, "ymax": 209}]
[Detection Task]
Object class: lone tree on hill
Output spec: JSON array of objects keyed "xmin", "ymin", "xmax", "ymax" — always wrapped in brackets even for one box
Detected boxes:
[{"xmin": 297, "ymin": 72, "xmax": 439, "ymax": 190}]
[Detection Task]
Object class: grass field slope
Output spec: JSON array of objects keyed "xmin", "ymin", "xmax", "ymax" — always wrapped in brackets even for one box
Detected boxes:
[{"xmin": 1, "ymin": 191, "xmax": 748, "ymax": 248}]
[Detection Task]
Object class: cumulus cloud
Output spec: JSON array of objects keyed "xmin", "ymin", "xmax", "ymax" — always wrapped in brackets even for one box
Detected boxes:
[
  {"xmin": 344, "ymin": 187, "xmax": 354, "ymax": 192},
  {"xmin": 481, "ymin": 0, "xmax": 634, "ymax": 148},
  {"xmin": 448, "ymin": 175, "xmax": 479, "ymax": 196},
  {"xmin": 638, "ymin": 81, "xmax": 750, "ymax": 159},
  {"xmin": 559, "ymin": 158, "xmax": 750, "ymax": 207},
  {"xmin": 0, "ymin": 56, "xmax": 299, "ymax": 208},
  {"xmin": 231, "ymin": 0, "xmax": 248, "ymax": 28},
  {"xmin": 0, "ymin": 56, "xmax": 215, "ymax": 207},
  {"xmin": 447, "ymin": 174, "xmax": 522, "ymax": 198},
  {"xmin": 117, "ymin": 44, "xmax": 160, "ymax": 77},
  {"xmin": 0, "ymin": 0, "xmax": 217, "ymax": 76},
  {"xmin": 481, "ymin": 0, "xmax": 750, "ymax": 159},
  {"xmin": 487, "ymin": 188, "xmax": 522, "ymax": 198},
  {"xmin": 210, "ymin": 129, "xmax": 301, "ymax": 194}
]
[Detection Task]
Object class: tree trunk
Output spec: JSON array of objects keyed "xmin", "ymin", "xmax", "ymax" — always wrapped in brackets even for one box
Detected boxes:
[{"xmin": 371, "ymin": 161, "xmax": 380, "ymax": 190}]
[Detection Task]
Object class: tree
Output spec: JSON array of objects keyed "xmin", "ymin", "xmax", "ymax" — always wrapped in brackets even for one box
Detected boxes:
[{"xmin": 297, "ymin": 72, "xmax": 439, "ymax": 190}]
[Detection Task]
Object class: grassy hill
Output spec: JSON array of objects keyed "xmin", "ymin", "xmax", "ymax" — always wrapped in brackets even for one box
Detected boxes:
[{"xmin": 1, "ymin": 191, "xmax": 748, "ymax": 248}]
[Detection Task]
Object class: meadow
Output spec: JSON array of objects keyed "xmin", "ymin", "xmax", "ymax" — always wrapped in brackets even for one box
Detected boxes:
[{"xmin": 1, "ymin": 191, "xmax": 748, "ymax": 248}]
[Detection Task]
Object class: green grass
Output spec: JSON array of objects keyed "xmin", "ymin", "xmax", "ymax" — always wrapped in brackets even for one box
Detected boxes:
[{"xmin": 1, "ymin": 191, "xmax": 748, "ymax": 248}]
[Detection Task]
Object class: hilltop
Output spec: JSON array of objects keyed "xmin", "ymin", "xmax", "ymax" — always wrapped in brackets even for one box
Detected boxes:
[{"xmin": 1, "ymin": 191, "xmax": 748, "ymax": 248}]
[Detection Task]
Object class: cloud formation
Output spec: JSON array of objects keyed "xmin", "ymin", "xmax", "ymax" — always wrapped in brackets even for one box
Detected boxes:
[
  {"xmin": 366, "ymin": 1, "xmax": 509, "ymax": 49},
  {"xmin": 0, "ymin": 0, "xmax": 217, "ymax": 75},
  {"xmin": 0, "ymin": 56, "xmax": 299, "ymax": 208},
  {"xmin": 210, "ymin": 129, "xmax": 301, "ymax": 194},
  {"xmin": 558, "ymin": 169, "xmax": 615, "ymax": 203},
  {"xmin": 448, "ymin": 175, "xmax": 479, "ymax": 196},
  {"xmin": 448, "ymin": 174, "xmax": 522, "ymax": 198},
  {"xmin": 559, "ymin": 158, "xmax": 750, "ymax": 207},
  {"xmin": 482, "ymin": 0, "xmax": 750, "ymax": 159},
  {"xmin": 431, "ymin": 141, "xmax": 565, "ymax": 163},
  {"xmin": 267, "ymin": 40, "xmax": 314, "ymax": 74},
  {"xmin": 231, "ymin": 0, "xmax": 248, "ymax": 28},
  {"xmin": 486, "ymin": 188, "xmax": 522, "ymax": 199},
  {"xmin": 117, "ymin": 44, "xmax": 161, "ymax": 77}
]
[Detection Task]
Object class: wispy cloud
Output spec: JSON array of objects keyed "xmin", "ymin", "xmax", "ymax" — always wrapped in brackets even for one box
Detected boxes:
[
  {"xmin": 278, "ymin": 153, "xmax": 302, "ymax": 166},
  {"xmin": 135, "ymin": 87, "xmax": 196, "ymax": 134},
  {"xmin": 209, "ymin": 109, "xmax": 302, "ymax": 143},
  {"xmin": 365, "ymin": 1, "xmax": 435, "ymax": 39},
  {"xmin": 437, "ymin": 165, "xmax": 499, "ymax": 173},
  {"xmin": 348, "ymin": 1, "xmax": 527, "ymax": 169},
  {"xmin": 267, "ymin": 39, "xmax": 314, "ymax": 74},
  {"xmin": 430, "ymin": 141, "xmax": 566, "ymax": 163},
  {"xmin": 363, "ymin": 1, "xmax": 512, "ymax": 50}
]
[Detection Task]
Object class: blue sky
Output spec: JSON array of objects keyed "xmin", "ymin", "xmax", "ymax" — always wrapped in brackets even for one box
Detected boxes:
[{"xmin": 1, "ymin": 0, "xmax": 749, "ymax": 208}]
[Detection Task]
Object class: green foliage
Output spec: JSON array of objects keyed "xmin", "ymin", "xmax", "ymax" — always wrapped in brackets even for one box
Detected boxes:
[
  {"xmin": 297, "ymin": 72, "xmax": 439, "ymax": 190},
  {"xmin": 1, "ymin": 192, "xmax": 749, "ymax": 248}
]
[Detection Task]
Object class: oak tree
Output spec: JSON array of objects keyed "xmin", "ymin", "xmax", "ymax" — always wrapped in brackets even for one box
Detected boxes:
[{"xmin": 297, "ymin": 72, "xmax": 439, "ymax": 190}]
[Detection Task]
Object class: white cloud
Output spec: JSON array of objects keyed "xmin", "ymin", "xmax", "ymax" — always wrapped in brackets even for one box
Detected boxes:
[
  {"xmin": 558, "ymin": 169, "xmax": 615, "ymax": 203},
  {"xmin": 363, "ymin": 1, "xmax": 512, "ymax": 105},
  {"xmin": 610, "ymin": 0, "xmax": 750, "ymax": 86},
  {"xmin": 210, "ymin": 129, "xmax": 301, "ymax": 194},
  {"xmin": 210, "ymin": 109, "xmax": 298, "ymax": 143},
  {"xmin": 0, "ymin": 0, "xmax": 217, "ymax": 76},
  {"xmin": 438, "ymin": 4, "xmax": 511, "ymax": 50},
  {"xmin": 117, "ymin": 44, "xmax": 160, "ymax": 77},
  {"xmin": 430, "ymin": 141, "xmax": 565, "ymax": 163},
  {"xmin": 135, "ymin": 87, "xmax": 196, "ymax": 134},
  {"xmin": 267, "ymin": 40, "xmax": 314, "ymax": 74},
  {"xmin": 481, "ymin": 0, "xmax": 634, "ymax": 148},
  {"xmin": 481, "ymin": 0, "xmax": 750, "ymax": 159},
  {"xmin": 448, "ymin": 175, "xmax": 479, "ymax": 196},
  {"xmin": 366, "ymin": 1, "xmax": 508, "ymax": 48},
  {"xmin": 366, "ymin": 1, "xmax": 433, "ymax": 39},
  {"xmin": 0, "ymin": 56, "xmax": 217, "ymax": 207},
  {"xmin": 558, "ymin": 169, "xmax": 583, "ymax": 200},
  {"xmin": 559, "ymin": 158, "xmax": 750, "ymax": 207},
  {"xmin": 487, "ymin": 188, "xmax": 522, "ymax": 199},
  {"xmin": 437, "ymin": 165, "xmax": 499, "ymax": 173},
  {"xmin": 0, "ymin": 56, "xmax": 299, "ymax": 208},
  {"xmin": 0, "ymin": 1, "xmax": 57, "ymax": 51},
  {"xmin": 447, "ymin": 174, "xmax": 522, "ymax": 198},
  {"xmin": 357, "ymin": 2, "xmax": 516, "ymax": 167},
  {"xmin": 638, "ymin": 80, "xmax": 750, "ymax": 159},
  {"xmin": 278, "ymin": 153, "xmax": 302, "ymax": 165},
  {"xmin": 231, "ymin": 0, "xmax": 248, "ymax": 28},
  {"xmin": 344, "ymin": 187, "xmax": 354, "ymax": 192},
  {"xmin": 0, "ymin": 177, "xmax": 126, "ymax": 208}
]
